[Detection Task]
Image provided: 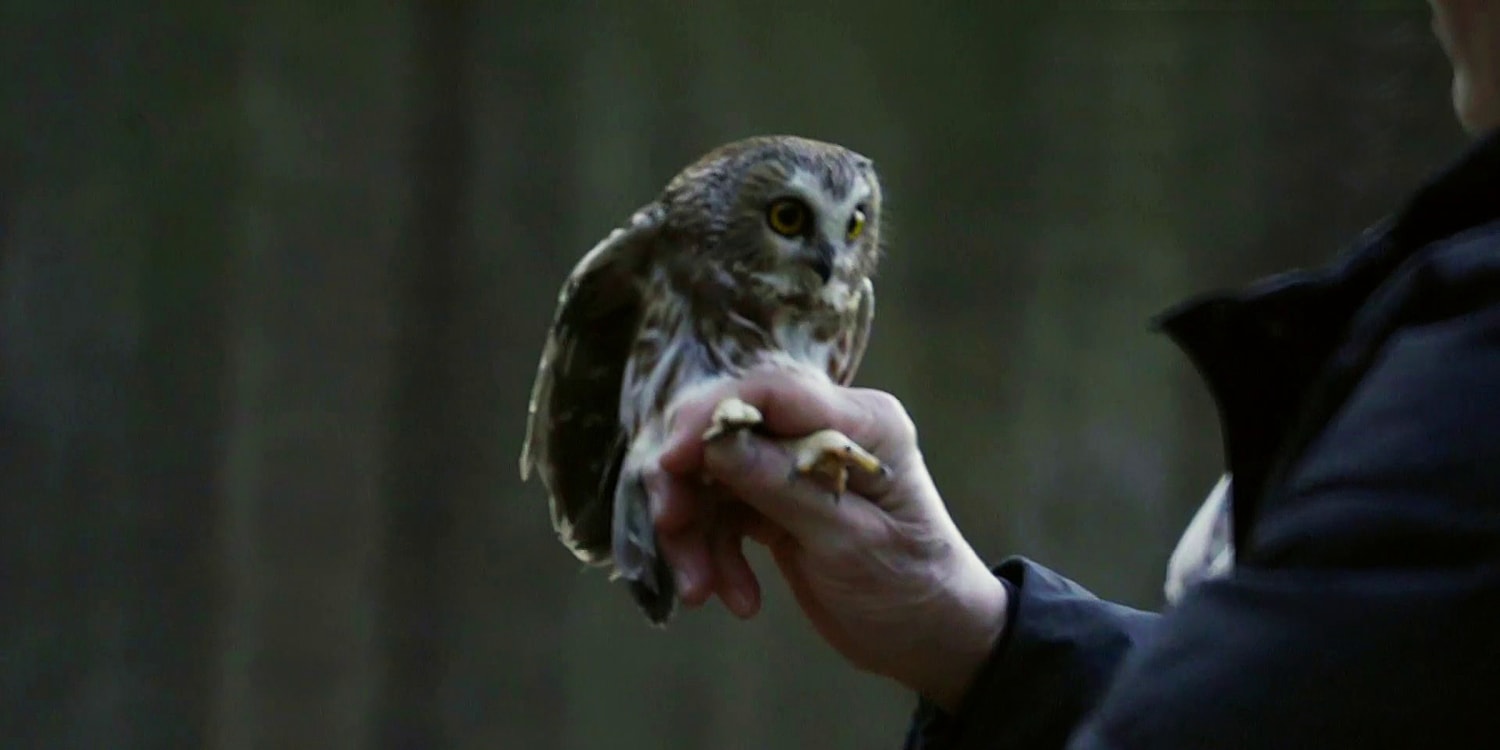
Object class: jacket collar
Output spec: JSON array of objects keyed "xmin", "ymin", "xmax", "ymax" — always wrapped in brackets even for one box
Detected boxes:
[
  {"xmin": 1388, "ymin": 125, "xmax": 1500, "ymax": 251},
  {"xmin": 1150, "ymin": 127, "xmax": 1500, "ymax": 541}
]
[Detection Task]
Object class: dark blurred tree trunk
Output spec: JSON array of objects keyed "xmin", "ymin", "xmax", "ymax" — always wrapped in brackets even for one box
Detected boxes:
[
  {"xmin": 215, "ymin": 4, "xmax": 413, "ymax": 748},
  {"xmin": 376, "ymin": 1, "xmax": 473, "ymax": 747},
  {"xmin": 129, "ymin": 7, "xmax": 238, "ymax": 747},
  {"xmin": 871, "ymin": 8, "xmax": 1043, "ymax": 561},
  {"xmin": 445, "ymin": 3, "xmax": 577, "ymax": 748},
  {"xmin": 0, "ymin": 5, "xmax": 236, "ymax": 748},
  {"xmin": 958, "ymin": 13, "xmax": 1199, "ymax": 605},
  {"xmin": 1160, "ymin": 17, "xmax": 1268, "ymax": 565}
]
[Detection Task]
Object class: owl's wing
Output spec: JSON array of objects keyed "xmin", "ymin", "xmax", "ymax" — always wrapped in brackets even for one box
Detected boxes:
[
  {"xmin": 520, "ymin": 203, "xmax": 667, "ymax": 564},
  {"xmin": 832, "ymin": 277, "xmax": 876, "ymax": 386}
]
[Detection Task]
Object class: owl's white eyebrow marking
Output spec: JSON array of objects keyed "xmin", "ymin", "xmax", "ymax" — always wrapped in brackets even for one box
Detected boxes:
[
  {"xmin": 787, "ymin": 169, "xmax": 870, "ymax": 240},
  {"xmin": 786, "ymin": 170, "xmax": 825, "ymax": 203}
]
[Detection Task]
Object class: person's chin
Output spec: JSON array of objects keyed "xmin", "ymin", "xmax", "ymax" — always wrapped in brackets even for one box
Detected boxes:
[
  {"xmin": 1456, "ymin": 101, "xmax": 1500, "ymax": 136},
  {"xmin": 1453, "ymin": 74, "xmax": 1500, "ymax": 135}
]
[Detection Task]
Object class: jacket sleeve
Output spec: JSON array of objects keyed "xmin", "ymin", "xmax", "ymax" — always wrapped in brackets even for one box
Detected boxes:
[
  {"xmin": 908, "ymin": 273, "xmax": 1500, "ymax": 749},
  {"xmin": 902, "ymin": 559, "xmax": 1159, "ymax": 750}
]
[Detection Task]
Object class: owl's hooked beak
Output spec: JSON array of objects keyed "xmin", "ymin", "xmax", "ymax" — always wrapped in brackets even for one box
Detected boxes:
[{"xmin": 801, "ymin": 239, "xmax": 836, "ymax": 285}]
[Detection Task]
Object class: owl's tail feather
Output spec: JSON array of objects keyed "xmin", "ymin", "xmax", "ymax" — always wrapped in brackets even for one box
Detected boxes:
[
  {"xmin": 612, "ymin": 472, "xmax": 677, "ymax": 625},
  {"xmin": 628, "ymin": 558, "xmax": 676, "ymax": 626}
]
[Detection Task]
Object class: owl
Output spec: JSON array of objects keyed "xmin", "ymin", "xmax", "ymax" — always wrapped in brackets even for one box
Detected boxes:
[{"xmin": 520, "ymin": 135, "xmax": 889, "ymax": 624}]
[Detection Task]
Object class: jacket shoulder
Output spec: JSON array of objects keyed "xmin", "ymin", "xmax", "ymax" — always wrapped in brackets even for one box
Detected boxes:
[{"xmin": 1251, "ymin": 223, "xmax": 1500, "ymax": 567}]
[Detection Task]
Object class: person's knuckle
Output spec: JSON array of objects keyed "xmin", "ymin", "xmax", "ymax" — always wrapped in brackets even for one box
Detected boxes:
[{"xmin": 864, "ymin": 389, "xmax": 918, "ymax": 444}]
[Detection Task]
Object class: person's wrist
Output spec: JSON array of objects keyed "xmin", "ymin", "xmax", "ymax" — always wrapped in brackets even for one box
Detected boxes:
[{"xmin": 898, "ymin": 547, "xmax": 1008, "ymax": 713}]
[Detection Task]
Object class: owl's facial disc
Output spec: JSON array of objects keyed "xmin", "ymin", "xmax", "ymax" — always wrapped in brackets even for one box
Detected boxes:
[{"xmin": 763, "ymin": 170, "xmax": 875, "ymax": 285}]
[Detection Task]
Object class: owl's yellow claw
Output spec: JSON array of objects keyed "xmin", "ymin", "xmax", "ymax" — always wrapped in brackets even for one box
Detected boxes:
[
  {"xmin": 702, "ymin": 397, "xmax": 764, "ymax": 442},
  {"xmin": 786, "ymin": 428, "xmax": 889, "ymax": 502}
]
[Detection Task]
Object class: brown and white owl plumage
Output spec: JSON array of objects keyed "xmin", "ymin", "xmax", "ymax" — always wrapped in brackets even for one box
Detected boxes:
[{"xmin": 520, "ymin": 135, "xmax": 887, "ymax": 624}]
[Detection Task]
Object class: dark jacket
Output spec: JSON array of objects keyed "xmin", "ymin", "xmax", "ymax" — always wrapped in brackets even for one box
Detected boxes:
[{"xmin": 906, "ymin": 129, "xmax": 1500, "ymax": 749}]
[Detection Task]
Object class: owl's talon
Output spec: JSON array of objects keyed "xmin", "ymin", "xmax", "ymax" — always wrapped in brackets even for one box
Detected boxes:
[
  {"xmin": 702, "ymin": 397, "xmax": 764, "ymax": 442},
  {"xmin": 787, "ymin": 428, "xmax": 888, "ymax": 501},
  {"xmin": 784, "ymin": 464, "xmax": 845, "ymax": 504}
]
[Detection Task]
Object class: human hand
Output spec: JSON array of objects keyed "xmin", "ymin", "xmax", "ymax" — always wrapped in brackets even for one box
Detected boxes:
[{"xmin": 648, "ymin": 366, "xmax": 1008, "ymax": 711}]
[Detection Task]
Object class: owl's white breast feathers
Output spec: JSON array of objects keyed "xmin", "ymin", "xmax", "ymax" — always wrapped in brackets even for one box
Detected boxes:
[
  {"xmin": 618, "ymin": 272, "xmax": 860, "ymax": 462},
  {"xmin": 766, "ymin": 318, "xmax": 840, "ymax": 375}
]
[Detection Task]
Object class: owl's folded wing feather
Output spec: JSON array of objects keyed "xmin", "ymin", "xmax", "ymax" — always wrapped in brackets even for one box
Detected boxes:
[
  {"xmin": 520, "ymin": 203, "xmax": 666, "ymax": 564},
  {"xmin": 832, "ymin": 277, "xmax": 876, "ymax": 386}
]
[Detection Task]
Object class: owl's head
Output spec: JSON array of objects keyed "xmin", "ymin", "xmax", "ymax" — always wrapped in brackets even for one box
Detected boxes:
[{"xmin": 663, "ymin": 135, "xmax": 883, "ymax": 288}]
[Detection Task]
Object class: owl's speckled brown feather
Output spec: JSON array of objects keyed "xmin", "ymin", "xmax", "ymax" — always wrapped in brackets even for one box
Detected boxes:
[{"xmin": 520, "ymin": 135, "xmax": 884, "ymax": 624}]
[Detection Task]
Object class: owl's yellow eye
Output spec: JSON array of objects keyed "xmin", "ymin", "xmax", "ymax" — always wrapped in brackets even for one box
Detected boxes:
[
  {"xmin": 766, "ymin": 198, "xmax": 808, "ymax": 237},
  {"xmin": 846, "ymin": 206, "xmax": 867, "ymax": 240}
]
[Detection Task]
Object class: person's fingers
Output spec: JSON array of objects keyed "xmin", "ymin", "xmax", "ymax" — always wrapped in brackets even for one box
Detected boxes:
[
  {"xmin": 648, "ymin": 471, "xmax": 715, "ymax": 605},
  {"xmin": 741, "ymin": 506, "xmax": 791, "ymax": 548},
  {"xmin": 647, "ymin": 465, "xmax": 699, "ymax": 535},
  {"xmin": 701, "ymin": 431, "xmax": 880, "ymax": 542},
  {"xmin": 657, "ymin": 525, "xmax": 713, "ymax": 606},
  {"xmin": 711, "ymin": 504, "xmax": 761, "ymax": 619},
  {"xmin": 659, "ymin": 367, "xmax": 914, "ymax": 478}
]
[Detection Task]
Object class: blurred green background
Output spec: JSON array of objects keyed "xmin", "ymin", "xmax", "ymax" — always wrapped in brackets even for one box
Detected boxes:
[{"xmin": 0, "ymin": 4, "xmax": 1467, "ymax": 749}]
